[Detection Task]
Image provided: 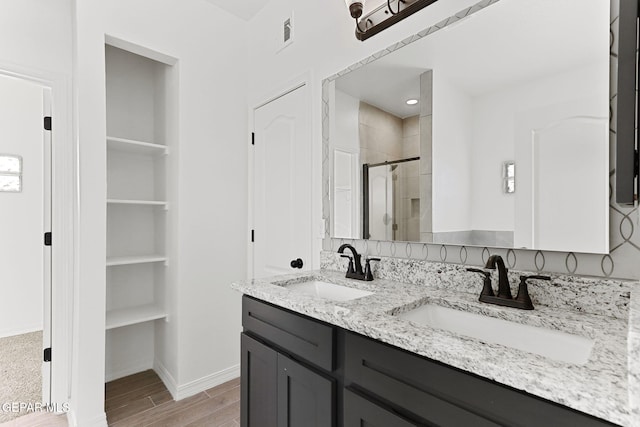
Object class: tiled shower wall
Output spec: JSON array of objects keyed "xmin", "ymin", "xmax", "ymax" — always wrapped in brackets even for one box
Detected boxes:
[
  {"xmin": 322, "ymin": 0, "xmax": 640, "ymax": 279},
  {"xmin": 399, "ymin": 114, "xmax": 420, "ymax": 242},
  {"xmin": 419, "ymin": 70, "xmax": 433, "ymax": 242},
  {"xmin": 358, "ymin": 101, "xmax": 403, "ymax": 165}
]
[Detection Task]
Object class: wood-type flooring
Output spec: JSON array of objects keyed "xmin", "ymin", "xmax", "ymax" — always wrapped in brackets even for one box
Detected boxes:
[{"xmin": 106, "ymin": 370, "xmax": 240, "ymax": 427}]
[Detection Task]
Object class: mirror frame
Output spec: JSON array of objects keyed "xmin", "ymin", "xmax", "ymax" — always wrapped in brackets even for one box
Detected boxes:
[
  {"xmin": 615, "ymin": 0, "xmax": 638, "ymax": 204},
  {"xmin": 322, "ymin": 0, "xmax": 640, "ymax": 279}
]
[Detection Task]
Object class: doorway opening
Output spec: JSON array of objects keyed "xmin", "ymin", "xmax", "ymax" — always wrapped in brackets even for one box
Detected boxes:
[{"xmin": 0, "ymin": 73, "xmax": 52, "ymax": 423}]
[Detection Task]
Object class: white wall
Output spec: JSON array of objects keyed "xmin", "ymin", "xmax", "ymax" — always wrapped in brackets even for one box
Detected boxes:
[
  {"xmin": 248, "ymin": 0, "xmax": 480, "ymax": 103},
  {"xmin": 431, "ymin": 70, "xmax": 473, "ymax": 232},
  {"xmin": 0, "ymin": 0, "xmax": 74, "ymax": 411},
  {"xmin": 331, "ymin": 89, "xmax": 360, "ymax": 238},
  {"xmin": 470, "ymin": 90, "xmax": 516, "ymax": 232},
  {"xmin": 0, "ymin": 76, "xmax": 44, "ymax": 338},
  {"xmin": 0, "ymin": 0, "xmax": 73, "ymax": 74},
  {"xmin": 333, "ymin": 90, "xmax": 360, "ymax": 153},
  {"xmin": 74, "ymin": 0, "xmax": 248, "ymax": 425}
]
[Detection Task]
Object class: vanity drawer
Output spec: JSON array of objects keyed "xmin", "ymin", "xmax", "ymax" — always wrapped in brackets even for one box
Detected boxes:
[
  {"xmin": 242, "ymin": 295, "xmax": 335, "ymax": 371},
  {"xmin": 344, "ymin": 387, "xmax": 419, "ymax": 427},
  {"xmin": 344, "ymin": 332, "xmax": 615, "ymax": 427}
]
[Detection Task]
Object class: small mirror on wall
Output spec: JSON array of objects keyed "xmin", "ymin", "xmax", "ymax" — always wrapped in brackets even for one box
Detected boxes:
[{"xmin": 0, "ymin": 155, "xmax": 22, "ymax": 192}]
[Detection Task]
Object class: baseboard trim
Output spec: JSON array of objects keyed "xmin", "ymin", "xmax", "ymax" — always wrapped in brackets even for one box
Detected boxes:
[
  {"xmin": 153, "ymin": 361, "xmax": 240, "ymax": 401},
  {"xmin": 153, "ymin": 359, "xmax": 178, "ymax": 400},
  {"xmin": 67, "ymin": 410, "xmax": 107, "ymax": 427},
  {"xmin": 180, "ymin": 364, "xmax": 241, "ymax": 401}
]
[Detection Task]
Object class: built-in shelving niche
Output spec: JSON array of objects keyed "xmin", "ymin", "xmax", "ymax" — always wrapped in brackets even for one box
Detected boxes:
[{"xmin": 105, "ymin": 43, "xmax": 177, "ymax": 384}]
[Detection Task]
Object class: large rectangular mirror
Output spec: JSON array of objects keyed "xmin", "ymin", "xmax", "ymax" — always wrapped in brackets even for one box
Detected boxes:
[{"xmin": 327, "ymin": 0, "xmax": 610, "ymax": 254}]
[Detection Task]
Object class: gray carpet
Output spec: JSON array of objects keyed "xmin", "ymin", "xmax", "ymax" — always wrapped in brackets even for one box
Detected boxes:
[{"xmin": 0, "ymin": 331, "xmax": 42, "ymax": 423}]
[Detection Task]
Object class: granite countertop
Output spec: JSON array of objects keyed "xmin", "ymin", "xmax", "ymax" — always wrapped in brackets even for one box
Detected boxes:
[{"xmin": 232, "ymin": 267, "xmax": 639, "ymax": 427}]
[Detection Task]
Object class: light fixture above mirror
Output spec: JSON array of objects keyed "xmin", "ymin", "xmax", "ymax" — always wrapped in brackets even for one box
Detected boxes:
[{"xmin": 345, "ymin": 0, "xmax": 440, "ymax": 41}]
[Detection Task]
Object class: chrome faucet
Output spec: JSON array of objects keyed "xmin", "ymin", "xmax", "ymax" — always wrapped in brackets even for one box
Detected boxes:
[{"xmin": 337, "ymin": 244, "xmax": 379, "ymax": 281}]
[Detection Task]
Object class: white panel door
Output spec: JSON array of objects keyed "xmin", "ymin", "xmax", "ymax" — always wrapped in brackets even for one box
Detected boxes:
[
  {"xmin": 532, "ymin": 117, "xmax": 608, "ymax": 252},
  {"xmin": 513, "ymin": 94, "xmax": 609, "ymax": 253},
  {"xmin": 253, "ymin": 85, "xmax": 312, "ymax": 278}
]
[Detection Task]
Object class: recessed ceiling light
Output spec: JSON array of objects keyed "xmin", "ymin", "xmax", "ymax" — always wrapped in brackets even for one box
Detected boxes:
[{"xmin": 406, "ymin": 99, "xmax": 419, "ymax": 105}]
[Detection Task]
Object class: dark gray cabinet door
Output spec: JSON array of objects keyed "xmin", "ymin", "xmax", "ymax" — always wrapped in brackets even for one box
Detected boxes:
[
  {"xmin": 241, "ymin": 333, "xmax": 277, "ymax": 427},
  {"xmin": 277, "ymin": 353, "xmax": 335, "ymax": 427}
]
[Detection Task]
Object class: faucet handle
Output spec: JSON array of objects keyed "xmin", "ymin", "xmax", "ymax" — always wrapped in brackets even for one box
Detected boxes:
[
  {"xmin": 340, "ymin": 255, "xmax": 355, "ymax": 274},
  {"xmin": 364, "ymin": 257, "xmax": 380, "ymax": 281},
  {"xmin": 520, "ymin": 275, "xmax": 551, "ymax": 282},
  {"xmin": 515, "ymin": 275, "xmax": 550, "ymax": 310},
  {"xmin": 466, "ymin": 268, "xmax": 494, "ymax": 297}
]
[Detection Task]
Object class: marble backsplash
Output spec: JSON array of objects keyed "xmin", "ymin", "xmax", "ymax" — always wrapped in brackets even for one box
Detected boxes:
[
  {"xmin": 320, "ymin": 251, "xmax": 635, "ymax": 320},
  {"xmin": 630, "ymin": 291, "xmax": 640, "ymax": 423}
]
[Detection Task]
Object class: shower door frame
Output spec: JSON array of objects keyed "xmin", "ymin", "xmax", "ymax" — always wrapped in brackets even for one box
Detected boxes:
[{"xmin": 362, "ymin": 156, "xmax": 420, "ymax": 241}]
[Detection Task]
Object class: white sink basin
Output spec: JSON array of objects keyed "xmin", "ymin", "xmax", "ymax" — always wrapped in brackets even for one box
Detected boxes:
[
  {"xmin": 396, "ymin": 304, "xmax": 594, "ymax": 364},
  {"xmin": 283, "ymin": 280, "xmax": 374, "ymax": 302}
]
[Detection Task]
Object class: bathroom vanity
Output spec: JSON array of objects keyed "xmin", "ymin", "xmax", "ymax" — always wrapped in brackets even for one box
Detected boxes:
[
  {"xmin": 234, "ymin": 0, "xmax": 640, "ymax": 424},
  {"xmin": 232, "ymin": 256, "xmax": 638, "ymax": 427},
  {"xmin": 241, "ymin": 296, "xmax": 616, "ymax": 426}
]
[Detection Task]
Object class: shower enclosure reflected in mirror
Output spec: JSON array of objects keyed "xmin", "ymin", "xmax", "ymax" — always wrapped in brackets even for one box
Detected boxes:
[
  {"xmin": 327, "ymin": 0, "xmax": 610, "ymax": 254},
  {"xmin": 363, "ymin": 157, "xmax": 421, "ymax": 241}
]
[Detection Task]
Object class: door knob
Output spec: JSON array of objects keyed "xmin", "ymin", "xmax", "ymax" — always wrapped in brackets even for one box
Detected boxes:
[{"xmin": 290, "ymin": 258, "xmax": 303, "ymax": 269}]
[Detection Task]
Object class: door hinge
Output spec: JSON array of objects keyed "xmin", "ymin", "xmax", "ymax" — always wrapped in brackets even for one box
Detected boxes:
[
  {"xmin": 44, "ymin": 232, "xmax": 52, "ymax": 246},
  {"xmin": 251, "ymin": 229, "xmax": 255, "ymax": 242},
  {"xmin": 44, "ymin": 116, "xmax": 52, "ymax": 131},
  {"xmin": 44, "ymin": 347, "xmax": 51, "ymax": 362},
  {"xmin": 251, "ymin": 132, "xmax": 255, "ymax": 146},
  {"xmin": 635, "ymin": 149, "xmax": 639, "ymax": 177}
]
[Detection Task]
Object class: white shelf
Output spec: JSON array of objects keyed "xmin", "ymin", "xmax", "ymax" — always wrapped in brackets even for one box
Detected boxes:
[
  {"xmin": 107, "ymin": 199, "xmax": 168, "ymax": 208},
  {"xmin": 106, "ymin": 304, "xmax": 167, "ymax": 330},
  {"xmin": 107, "ymin": 136, "xmax": 168, "ymax": 155},
  {"xmin": 107, "ymin": 255, "xmax": 167, "ymax": 267}
]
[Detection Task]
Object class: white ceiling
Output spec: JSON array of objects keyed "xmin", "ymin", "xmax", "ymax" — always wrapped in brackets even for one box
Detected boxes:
[
  {"xmin": 203, "ymin": 0, "xmax": 269, "ymax": 20},
  {"xmin": 336, "ymin": 0, "xmax": 609, "ymax": 118}
]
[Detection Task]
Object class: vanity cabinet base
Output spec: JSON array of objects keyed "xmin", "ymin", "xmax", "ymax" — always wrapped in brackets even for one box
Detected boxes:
[{"xmin": 241, "ymin": 295, "xmax": 617, "ymax": 427}]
